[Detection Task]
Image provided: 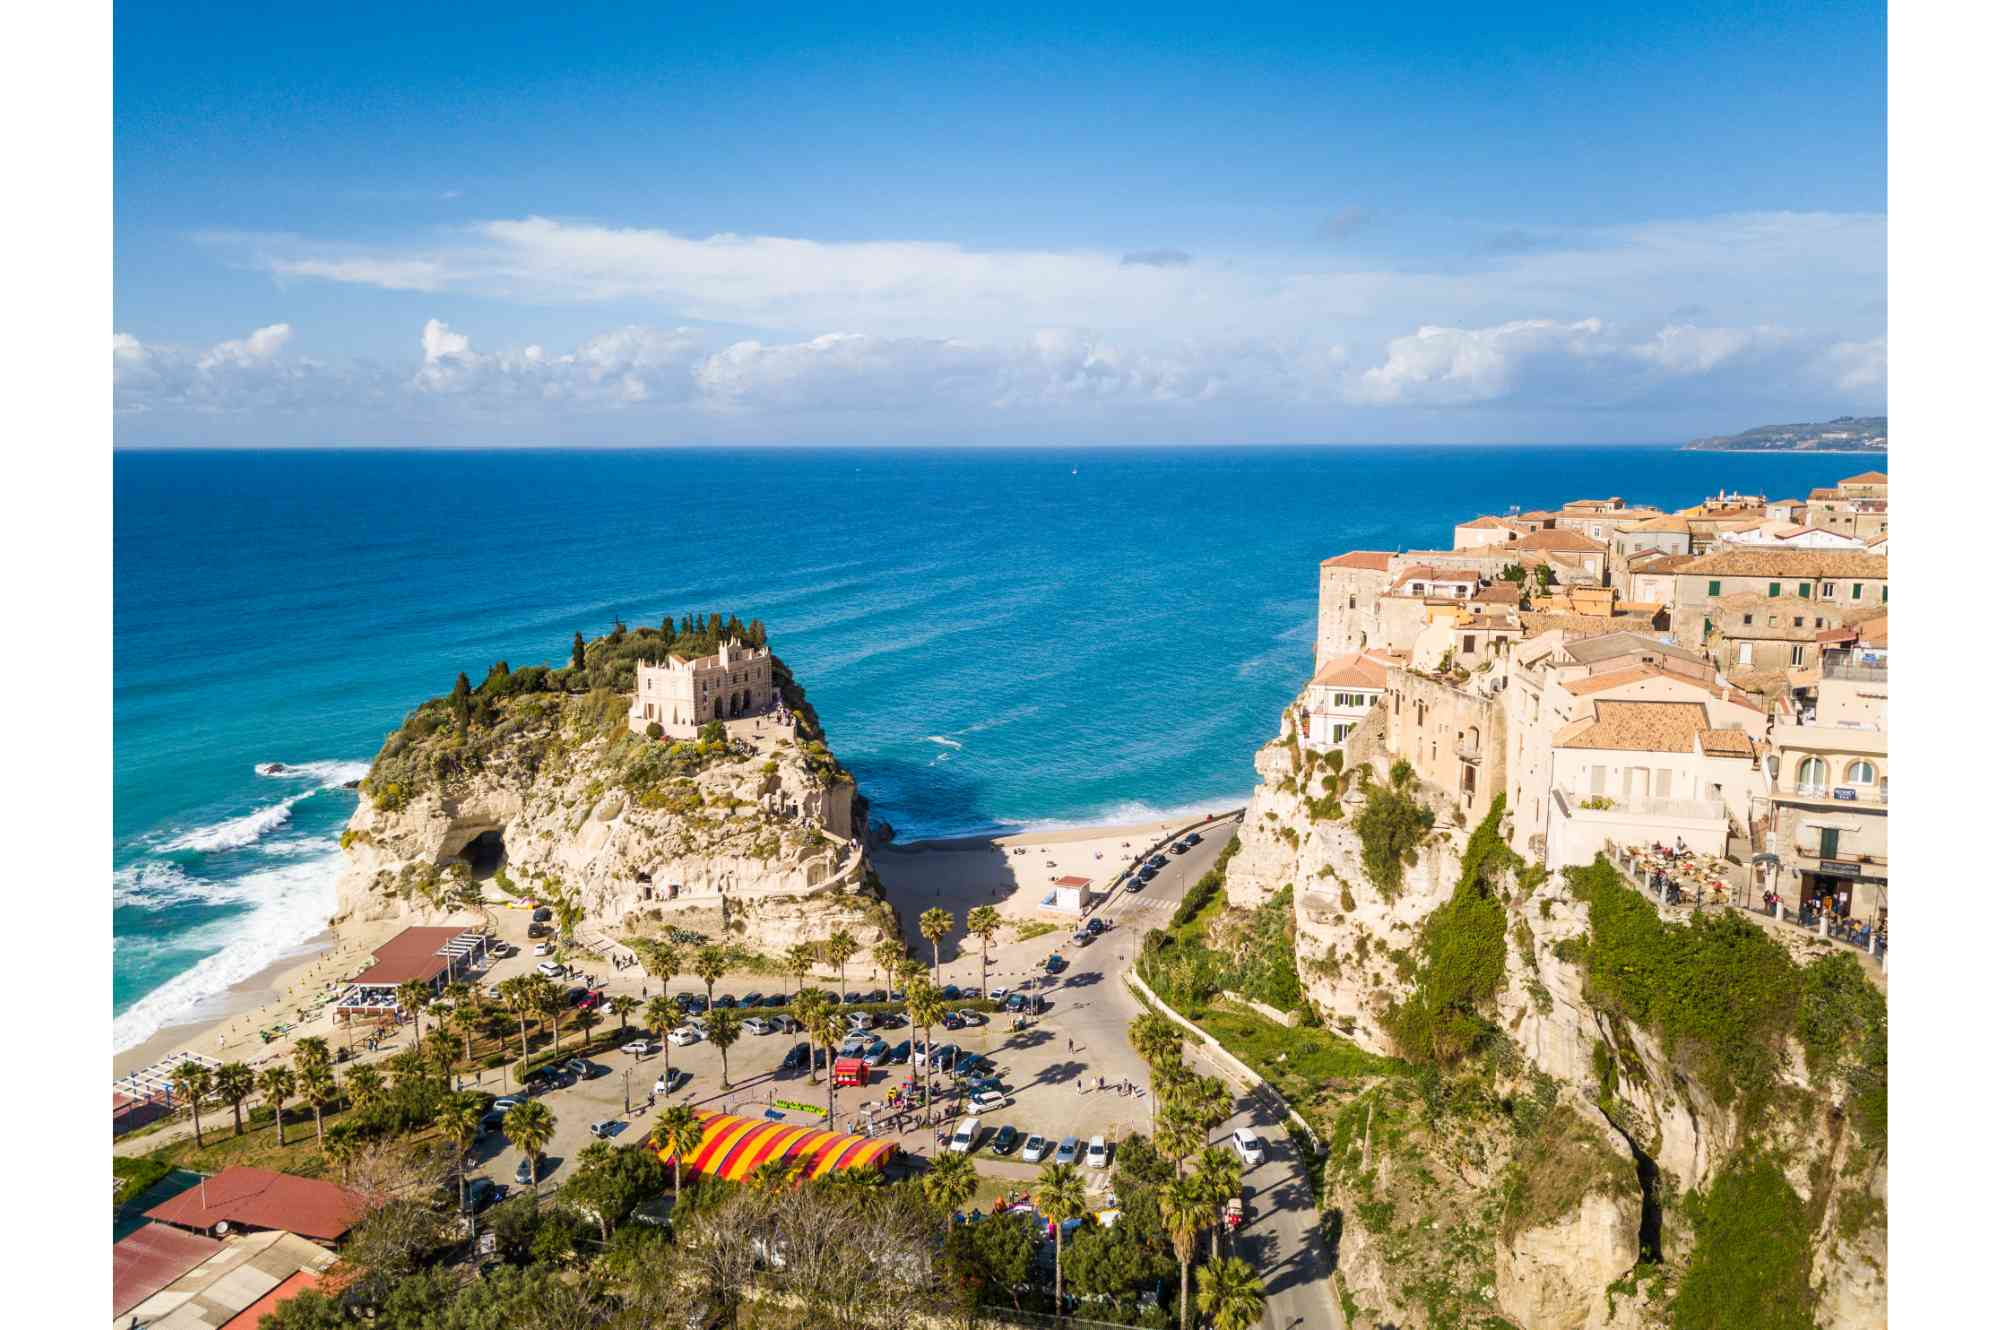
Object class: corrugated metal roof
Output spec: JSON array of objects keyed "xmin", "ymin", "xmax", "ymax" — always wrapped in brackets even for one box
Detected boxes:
[
  {"xmin": 144, "ymin": 1166, "xmax": 363, "ymax": 1242},
  {"xmin": 113, "ymin": 1224, "xmax": 224, "ymax": 1318}
]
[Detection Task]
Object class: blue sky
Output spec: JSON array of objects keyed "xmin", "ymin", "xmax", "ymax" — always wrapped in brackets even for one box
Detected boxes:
[{"xmin": 113, "ymin": 1, "xmax": 1887, "ymax": 445}]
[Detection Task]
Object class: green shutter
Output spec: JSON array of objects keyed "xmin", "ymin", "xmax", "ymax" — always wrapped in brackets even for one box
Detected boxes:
[
  {"xmin": 1708, "ymin": 580, "xmax": 1721, "ymax": 596},
  {"xmin": 1768, "ymin": 582, "xmax": 1780, "ymax": 597},
  {"xmin": 1852, "ymin": 582, "xmax": 1862, "ymax": 599},
  {"xmin": 1799, "ymin": 582, "xmax": 1811, "ymax": 598}
]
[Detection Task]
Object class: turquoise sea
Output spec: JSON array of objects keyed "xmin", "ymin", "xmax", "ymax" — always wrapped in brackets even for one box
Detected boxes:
[{"xmin": 112, "ymin": 445, "xmax": 1875, "ymax": 1049}]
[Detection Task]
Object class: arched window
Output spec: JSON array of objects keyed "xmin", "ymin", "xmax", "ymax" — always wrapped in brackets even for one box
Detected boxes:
[
  {"xmin": 1844, "ymin": 760, "xmax": 1877, "ymax": 786},
  {"xmin": 1797, "ymin": 756, "xmax": 1829, "ymax": 790}
]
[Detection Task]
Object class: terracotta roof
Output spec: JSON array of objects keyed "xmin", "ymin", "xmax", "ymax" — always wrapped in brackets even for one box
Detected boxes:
[
  {"xmin": 349, "ymin": 926, "xmax": 467, "ymax": 987},
  {"xmin": 1563, "ymin": 666, "xmax": 1659, "ymax": 696},
  {"xmin": 144, "ymin": 1166, "xmax": 364, "ymax": 1242},
  {"xmin": 1392, "ymin": 565, "xmax": 1478, "ymax": 590},
  {"xmin": 1769, "ymin": 498, "xmax": 1803, "ymax": 507},
  {"xmin": 1473, "ymin": 583, "xmax": 1523, "ymax": 603},
  {"xmin": 1321, "ymin": 550, "xmax": 1394, "ymax": 572},
  {"xmin": 1841, "ymin": 470, "xmax": 1889, "ymax": 484},
  {"xmin": 1628, "ymin": 552, "xmax": 1696, "ymax": 573},
  {"xmin": 220, "ymin": 1270, "xmax": 323, "ymax": 1330},
  {"xmin": 1455, "ymin": 515, "xmax": 1512, "ymax": 530},
  {"xmin": 1808, "ymin": 487, "xmax": 1841, "ymax": 500},
  {"xmin": 1697, "ymin": 729, "xmax": 1755, "ymax": 756},
  {"xmin": 1676, "ymin": 548, "xmax": 1889, "ymax": 580},
  {"xmin": 1052, "ymin": 875, "xmax": 1093, "ymax": 888},
  {"xmin": 1311, "ymin": 651, "xmax": 1391, "ymax": 689},
  {"xmin": 1520, "ymin": 611, "xmax": 1667, "ymax": 639},
  {"xmin": 1518, "ymin": 528, "xmax": 1609, "ymax": 553},
  {"xmin": 115, "ymin": 1224, "xmax": 225, "ymax": 1318},
  {"xmin": 1617, "ymin": 514, "xmax": 1691, "ymax": 534},
  {"xmin": 1556, "ymin": 700, "xmax": 1711, "ymax": 753},
  {"xmin": 1564, "ymin": 632, "xmax": 1708, "ymax": 667}
]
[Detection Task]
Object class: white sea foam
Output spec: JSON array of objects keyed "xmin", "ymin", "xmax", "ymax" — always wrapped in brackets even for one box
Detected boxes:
[
  {"xmin": 923, "ymin": 735, "xmax": 964, "ymax": 749},
  {"xmin": 255, "ymin": 759, "xmax": 370, "ymax": 786},
  {"xmin": 161, "ymin": 794, "xmax": 308, "ymax": 852},
  {"xmin": 909, "ymin": 792, "xmax": 1254, "ymax": 842},
  {"xmin": 111, "ymin": 848, "xmax": 342, "ymax": 1053}
]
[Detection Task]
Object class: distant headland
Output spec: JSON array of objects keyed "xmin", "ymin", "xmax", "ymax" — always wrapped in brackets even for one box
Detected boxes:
[{"xmin": 1683, "ymin": 415, "xmax": 1887, "ymax": 452}]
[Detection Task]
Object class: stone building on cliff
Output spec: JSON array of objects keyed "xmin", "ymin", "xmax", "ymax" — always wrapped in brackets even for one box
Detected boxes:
[{"xmin": 628, "ymin": 640, "xmax": 775, "ymax": 737}]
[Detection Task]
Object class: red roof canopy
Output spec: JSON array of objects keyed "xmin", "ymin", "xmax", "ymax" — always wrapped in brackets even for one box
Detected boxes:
[
  {"xmin": 113, "ymin": 1223, "xmax": 224, "ymax": 1318},
  {"xmin": 144, "ymin": 1166, "xmax": 364, "ymax": 1242},
  {"xmin": 350, "ymin": 926, "xmax": 466, "ymax": 986}
]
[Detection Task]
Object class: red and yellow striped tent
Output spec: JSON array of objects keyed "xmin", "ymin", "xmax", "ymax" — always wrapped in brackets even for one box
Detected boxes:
[{"xmin": 658, "ymin": 1109, "xmax": 899, "ymax": 1183}]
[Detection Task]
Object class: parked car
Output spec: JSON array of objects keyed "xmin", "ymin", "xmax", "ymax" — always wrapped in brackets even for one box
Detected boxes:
[
  {"xmin": 965, "ymin": 1075, "xmax": 1005, "ymax": 1097},
  {"xmin": 887, "ymin": 989, "xmax": 906, "ymax": 1003},
  {"xmin": 839, "ymin": 1035, "xmax": 870, "ymax": 1058},
  {"xmin": 780, "ymin": 1042, "xmax": 812, "ymax": 1074},
  {"xmin": 574, "ymin": 990, "xmax": 604, "ymax": 1012},
  {"xmin": 948, "ymin": 1117, "xmax": 981, "ymax": 1154},
  {"xmin": 955, "ymin": 1008, "xmax": 987, "ymax": 1026},
  {"xmin": 1044, "ymin": 955, "xmax": 1067, "ymax": 975},
  {"xmin": 740, "ymin": 992, "xmax": 764, "ymax": 1007},
  {"xmin": 842, "ymin": 991, "xmax": 862, "ymax": 1005},
  {"xmin": 560, "ymin": 1057, "xmax": 590, "ymax": 1077},
  {"xmin": 744, "ymin": 1016, "xmax": 775, "ymax": 1036},
  {"xmin": 1126, "ymin": 876, "xmax": 1147, "ymax": 893},
  {"xmin": 462, "ymin": 1178, "xmax": 506, "ymax": 1214},
  {"xmin": 1004, "ymin": 993, "xmax": 1028, "ymax": 1013},
  {"xmin": 1086, "ymin": 917, "xmax": 1105, "ymax": 935},
  {"xmin": 862, "ymin": 989, "xmax": 887, "ymax": 1003},
  {"xmin": 1137, "ymin": 865, "xmax": 1158, "ymax": 881},
  {"xmin": 863, "ymin": 1039, "xmax": 891, "ymax": 1066},
  {"xmin": 515, "ymin": 1157, "xmax": 537, "ymax": 1185},
  {"xmin": 712, "ymin": 994, "xmax": 737, "ymax": 1009},
  {"xmin": 970, "ymin": 1089, "xmax": 1011, "ymax": 1113},
  {"xmin": 1071, "ymin": 930, "xmax": 1093, "ymax": 947},
  {"xmin": 668, "ymin": 1026, "xmax": 703, "ymax": 1047},
  {"xmin": 928, "ymin": 1043, "xmax": 961, "ymax": 1071},
  {"xmin": 1085, "ymin": 1136, "xmax": 1110, "ymax": 1168},
  {"xmin": 775, "ymin": 1015, "xmax": 802, "ymax": 1034},
  {"xmin": 1148, "ymin": 854, "xmax": 1168, "ymax": 869},
  {"xmin": 534, "ymin": 947, "xmax": 557, "ymax": 962},
  {"xmin": 888, "ymin": 1040, "xmax": 912, "ymax": 1064},
  {"xmin": 986, "ymin": 985, "xmax": 1010, "ymax": 999},
  {"xmin": 941, "ymin": 984, "xmax": 961, "ymax": 1000},
  {"xmin": 1169, "ymin": 840, "xmax": 1187, "ymax": 855},
  {"xmin": 1232, "ymin": 1127, "xmax": 1267, "ymax": 1166},
  {"xmin": 990, "ymin": 1124, "xmax": 1021, "ymax": 1155},
  {"xmin": 1053, "ymin": 1136, "xmax": 1081, "ymax": 1166},
  {"xmin": 1020, "ymin": 1133, "xmax": 1051, "ymax": 1163},
  {"xmin": 531, "ymin": 906, "xmax": 553, "ymax": 922},
  {"xmin": 846, "ymin": 1011, "xmax": 877, "ymax": 1031},
  {"xmin": 942, "ymin": 1012, "xmax": 965, "ymax": 1031},
  {"xmin": 589, "ymin": 1120, "xmax": 620, "ymax": 1139},
  {"xmin": 763, "ymin": 994, "xmax": 788, "ymax": 1008},
  {"xmin": 1184, "ymin": 831, "xmax": 1202, "ymax": 845},
  {"xmin": 621, "ymin": 1039, "xmax": 655, "ymax": 1056},
  {"xmin": 654, "ymin": 1069, "xmax": 690, "ymax": 1095}
]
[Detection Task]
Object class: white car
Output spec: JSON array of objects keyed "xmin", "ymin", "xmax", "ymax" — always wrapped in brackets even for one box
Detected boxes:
[
  {"xmin": 1231, "ymin": 1127, "xmax": 1266, "ymax": 1166},
  {"xmin": 533, "ymin": 944, "xmax": 556, "ymax": 959},
  {"xmin": 668, "ymin": 1026, "xmax": 703, "ymax": 1047},
  {"xmin": 948, "ymin": 1117, "xmax": 981, "ymax": 1154},
  {"xmin": 744, "ymin": 1016, "xmax": 775, "ymax": 1036},
  {"xmin": 970, "ymin": 1089, "xmax": 1011, "ymax": 1114},
  {"xmin": 1020, "ymin": 1133, "xmax": 1051, "ymax": 1163},
  {"xmin": 621, "ymin": 1039, "xmax": 655, "ymax": 1056},
  {"xmin": 1085, "ymin": 1135, "xmax": 1110, "ymax": 1168}
]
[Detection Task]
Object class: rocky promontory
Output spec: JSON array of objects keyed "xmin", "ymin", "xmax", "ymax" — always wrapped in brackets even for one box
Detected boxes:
[{"xmin": 333, "ymin": 620, "xmax": 894, "ymax": 956}]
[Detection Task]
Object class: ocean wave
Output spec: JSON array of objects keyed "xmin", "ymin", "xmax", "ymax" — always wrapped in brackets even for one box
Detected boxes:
[
  {"xmin": 255, "ymin": 758, "xmax": 370, "ymax": 786},
  {"xmin": 161, "ymin": 794, "xmax": 308, "ymax": 853},
  {"xmin": 110, "ymin": 848, "xmax": 342, "ymax": 1054},
  {"xmin": 113, "ymin": 861, "xmax": 216, "ymax": 909},
  {"xmin": 901, "ymin": 791, "xmax": 1253, "ymax": 842}
]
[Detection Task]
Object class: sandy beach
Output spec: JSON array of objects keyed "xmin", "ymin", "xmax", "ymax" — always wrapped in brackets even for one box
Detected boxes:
[
  {"xmin": 875, "ymin": 811, "xmax": 1234, "ymax": 958},
  {"xmin": 112, "ymin": 914, "xmax": 413, "ymax": 1081}
]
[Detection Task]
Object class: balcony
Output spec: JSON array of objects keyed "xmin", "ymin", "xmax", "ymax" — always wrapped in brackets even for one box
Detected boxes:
[
  {"xmin": 1455, "ymin": 738, "xmax": 1482, "ymax": 763},
  {"xmin": 1775, "ymin": 783, "xmax": 1887, "ymax": 807}
]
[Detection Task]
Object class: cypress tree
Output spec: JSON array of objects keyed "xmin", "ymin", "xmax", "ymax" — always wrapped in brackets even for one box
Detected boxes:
[
  {"xmin": 725, "ymin": 613, "xmax": 746, "ymax": 641},
  {"xmin": 748, "ymin": 618, "xmax": 767, "ymax": 648},
  {"xmin": 571, "ymin": 631, "xmax": 586, "ymax": 672},
  {"xmin": 707, "ymin": 612, "xmax": 724, "ymax": 640},
  {"xmin": 660, "ymin": 617, "xmax": 676, "ymax": 645}
]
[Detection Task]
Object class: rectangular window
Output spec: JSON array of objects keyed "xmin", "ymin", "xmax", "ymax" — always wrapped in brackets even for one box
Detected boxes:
[
  {"xmin": 1819, "ymin": 826, "xmax": 1840, "ymax": 859},
  {"xmin": 1708, "ymin": 580, "xmax": 1722, "ymax": 596},
  {"xmin": 1768, "ymin": 582, "xmax": 1781, "ymax": 597},
  {"xmin": 1822, "ymin": 582, "xmax": 1835, "ymax": 596},
  {"xmin": 1742, "ymin": 614, "xmax": 1752, "ymax": 625},
  {"xmin": 1792, "ymin": 617, "xmax": 1803, "ymax": 628},
  {"xmin": 1852, "ymin": 583, "xmax": 1862, "ymax": 599},
  {"xmin": 1790, "ymin": 644, "xmax": 1806, "ymax": 666},
  {"xmin": 1798, "ymin": 582, "xmax": 1812, "ymax": 598}
]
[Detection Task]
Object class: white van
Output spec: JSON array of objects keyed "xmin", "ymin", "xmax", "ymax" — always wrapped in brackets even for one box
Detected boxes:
[
  {"xmin": 1231, "ymin": 1127, "xmax": 1266, "ymax": 1166},
  {"xmin": 948, "ymin": 1117, "xmax": 981, "ymax": 1154}
]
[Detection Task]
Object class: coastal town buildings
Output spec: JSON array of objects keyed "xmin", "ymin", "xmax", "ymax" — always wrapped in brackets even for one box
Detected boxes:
[
  {"xmin": 628, "ymin": 638, "xmax": 775, "ymax": 736},
  {"xmin": 1308, "ymin": 480, "xmax": 1889, "ymax": 937}
]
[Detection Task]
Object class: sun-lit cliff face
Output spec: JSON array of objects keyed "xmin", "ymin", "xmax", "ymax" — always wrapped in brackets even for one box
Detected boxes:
[
  {"xmin": 1221, "ymin": 689, "xmax": 1887, "ymax": 1330},
  {"xmin": 334, "ymin": 635, "xmax": 892, "ymax": 955}
]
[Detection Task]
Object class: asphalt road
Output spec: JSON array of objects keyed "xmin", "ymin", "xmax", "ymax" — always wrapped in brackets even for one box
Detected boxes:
[{"xmin": 1090, "ymin": 812, "xmax": 1342, "ymax": 1330}]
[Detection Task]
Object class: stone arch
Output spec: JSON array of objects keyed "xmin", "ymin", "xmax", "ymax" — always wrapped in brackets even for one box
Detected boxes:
[{"xmin": 713, "ymin": 697, "xmax": 724, "ymax": 720}]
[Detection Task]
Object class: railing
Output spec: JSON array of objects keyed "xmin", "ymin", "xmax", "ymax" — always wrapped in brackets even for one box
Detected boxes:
[
  {"xmin": 1556, "ymin": 790, "xmax": 1727, "ymax": 822},
  {"xmin": 1775, "ymin": 783, "xmax": 1887, "ymax": 805},
  {"xmin": 1454, "ymin": 739, "xmax": 1482, "ymax": 763}
]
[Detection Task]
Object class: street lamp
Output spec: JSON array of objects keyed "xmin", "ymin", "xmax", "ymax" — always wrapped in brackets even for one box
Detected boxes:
[{"xmin": 623, "ymin": 1067, "xmax": 632, "ymax": 1115}]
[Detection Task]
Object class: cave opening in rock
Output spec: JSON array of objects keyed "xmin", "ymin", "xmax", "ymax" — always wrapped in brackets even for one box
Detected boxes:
[
  {"xmin": 1601, "ymin": 1109, "xmax": 1665, "ymax": 1264},
  {"xmin": 460, "ymin": 829, "xmax": 506, "ymax": 878}
]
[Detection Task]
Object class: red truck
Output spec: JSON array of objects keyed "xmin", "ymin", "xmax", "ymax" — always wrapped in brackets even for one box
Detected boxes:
[{"xmin": 833, "ymin": 1057, "xmax": 869, "ymax": 1088}]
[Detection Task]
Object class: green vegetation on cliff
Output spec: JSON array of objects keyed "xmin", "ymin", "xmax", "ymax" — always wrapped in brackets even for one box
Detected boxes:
[
  {"xmin": 1353, "ymin": 761, "xmax": 1435, "ymax": 898},
  {"xmin": 1383, "ymin": 798, "xmax": 1516, "ymax": 1065},
  {"xmin": 1670, "ymin": 1152, "xmax": 1816, "ymax": 1330},
  {"xmin": 360, "ymin": 621, "xmax": 839, "ymax": 812},
  {"xmin": 1138, "ymin": 833, "xmax": 1306, "ymax": 1013}
]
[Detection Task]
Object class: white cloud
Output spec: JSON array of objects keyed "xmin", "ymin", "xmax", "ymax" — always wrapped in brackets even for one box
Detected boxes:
[
  {"xmin": 196, "ymin": 322, "xmax": 293, "ymax": 370},
  {"xmin": 1822, "ymin": 337, "xmax": 1887, "ymax": 392}
]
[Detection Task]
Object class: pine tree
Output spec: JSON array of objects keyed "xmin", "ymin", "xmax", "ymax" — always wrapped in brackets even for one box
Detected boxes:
[
  {"xmin": 707, "ymin": 612, "xmax": 724, "ymax": 639},
  {"xmin": 571, "ymin": 631, "xmax": 586, "ymax": 672},
  {"xmin": 725, "ymin": 613, "xmax": 746, "ymax": 641},
  {"xmin": 660, "ymin": 617, "xmax": 676, "ymax": 645},
  {"xmin": 610, "ymin": 618, "xmax": 626, "ymax": 644},
  {"xmin": 748, "ymin": 618, "xmax": 767, "ymax": 648}
]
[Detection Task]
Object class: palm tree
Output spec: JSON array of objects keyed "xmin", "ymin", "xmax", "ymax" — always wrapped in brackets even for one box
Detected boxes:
[
  {"xmin": 965, "ymin": 906, "xmax": 1002, "ymax": 997},
  {"xmin": 535, "ymin": 981, "xmax": 566, "ymax": 1055},
  {"xmin": 919, "ymin": 908, "xmax": 953, "ymax": 978},
  {"xmin": 213, "ymin": 1061, "xmax": 255, "ymax": 1137},
  {"xmin": 906, "ymin": 978, "xmax": 947, "ymax": 1119},
  {"xmin": 692, "ymin": 945, "xmax": 728, "ymax": 1011},
  {"xmin": 650, "ymin": 1103, "xmax": 706, "ymax": 1198},
  {"xmin": 1188, "ymin": 1075, "xmax": 1235, "ymax": 1149},
  {"xmin": 1129, "ymin": 1011, "xmax": 1183, "ymax": 1127},
  {"xmin": 552, "ymin": 890, "xmax": 584, "ymax": 944},
  {"xmin": 1158, "ymin": 1102, "xmax": 1206, "ymax": 1174},
  {"xmin": 498, "ymin": 976, "xmax": 536, "ymax": 1072},
  {"xmin": 436, "ymin": 1094, "xmax": 483, "ymax": 1214},
  {"xmin": 503, "ymin": 1098, "xmax": 557, "ymax": 1204},
  {"xmin": 448, "ymin": 995, "xmax": 484, "ymax": 1065},
  {"xmin": 1192, "ymin": 1146, "xmax": 1243, "ymax": 1261},
  {"xmin": 710, "ymin": 1007, "xmax": 746, "ymax": 1089},
  {"xmin": 423, "ymin": 1028, "xmax": 458, "ymax": 1081},
  {"xmin": 345, "ymin": 1063, "xmax": 386, "ymax": 1111},
  {"xmin": 644, "ymin": 995, "xmax": 679, "ymax": 1088},
  {"xmin": 396, "ymin": 979, "xmax": 433, "ymax": 1043},
  {"xmin": 823, "ymin": 928, "xmax": 859, "ymax": 998},
  {"xmin": 1031, "ymin": 1162, "xmax": 1090, "ymax": 1314},
  {"xmin": 1160, "ymin": 1174, "xmax": 1210, "ymax": 1330},
  {"xmin": 609, "ymin": 994, "xmax": 639, "ymax": 1039},
  {"xmin": 573, "ymin": 1004, "xmax": 601, "ymax": 1052},
  {"xmin": 873, "ymin": 941, "xmax": 912, "ymax": 1025},
  {"xmin": 922, "ymin": 1150, "xmax": 978, "ymax": 1234},
  {"xmin": 798, "ymin": 995, "xmax": 844, "ymax": 1121},
  {"xmin": 325, "ymin": 1121, "xmax": 363, "ymax": 1179},
  {"xmin": 256, "ymin": 1065, "xmax": 295, "ymax": 1146},
  {"xmin": 298, "ymin": 1064, "xmax": 337, "ymax": 1154},
  {"xmin": 784, "ymin": 942, "xmax": 817, "ymax": 997},
  {"xmin": 639, "ymin": 940, "xmax": 682, "ymax": 997},
  {"xmin": 173, "ymin": 1061, "xmax": 213, "ymax": 1149},
  {"xmin": 1196, "ymin": 1256, "xmax": 1266, "ymax": 1330}
]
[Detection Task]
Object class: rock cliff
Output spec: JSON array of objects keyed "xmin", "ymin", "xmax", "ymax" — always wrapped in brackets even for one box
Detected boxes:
[
  {"xmin": 1222, "ymin": 688, "xmax": 1888, "ymax": 1330},
  {"xmin": 334, "ymin": 633, "xmax": 893, "ymax": 957}
]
